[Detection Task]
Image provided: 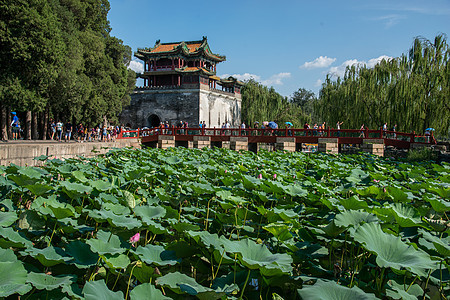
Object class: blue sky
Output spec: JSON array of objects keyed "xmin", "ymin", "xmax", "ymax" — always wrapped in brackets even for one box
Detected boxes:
[{"xmin": 108, "ymin": 0, "xmax": 449, "ymax": 97}]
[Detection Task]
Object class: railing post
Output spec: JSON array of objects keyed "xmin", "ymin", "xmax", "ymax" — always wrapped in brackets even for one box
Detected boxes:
[
  {"xmin": 365, "ymin": 128, "xmax": 368, "ymax": 139},
  {"xmin": 327, "ymin": 127, "xmax": 330, "ymax": 137},
  {"xmin": 138, "ymin": 128, "xmax": 140, "ymax": 138},
  {"xmin": 410, "ymin": 131, "xmax": 415, "ymax": 143}
]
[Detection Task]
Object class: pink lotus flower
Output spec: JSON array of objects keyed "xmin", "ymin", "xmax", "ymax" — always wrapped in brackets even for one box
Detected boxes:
[
  {"xmin": 130, "ymin": 232, "xmax": 140, "ymax": 247},
  {"xmin": 225, "ymin": 170, "xmax": 228, "ymax": 173},
  {"xmin": 258, "ymin": 174, "xmax": 262, "ymax": 179},
  {"xmin": 373, "ymin": 179, "xmax": 380, "ymax": 183},
  {"xmin": 273, "ymin": 174, "xmax": 277, "ymax": 179}
]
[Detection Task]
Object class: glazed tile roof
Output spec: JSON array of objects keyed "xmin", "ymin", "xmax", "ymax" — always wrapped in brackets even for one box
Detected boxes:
[{"xmin": 135, "ymin": 37, "xmax": 226, "ymax": 62}]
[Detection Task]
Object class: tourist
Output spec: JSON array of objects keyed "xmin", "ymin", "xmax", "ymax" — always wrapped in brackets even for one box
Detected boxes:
[
  {"xmin": 382, "ymin": 123, "xmax": 388, "ymax": 137},
  {"xmin": 313, "ymin": 123, "xmax": 318, "ymax": 136},
  {"xmin": 10, "ymin": 112, "xmax": 20, "ymax": 140},
  {"xmin": 359, "ymin": 124, "xmax": 365, "ymax": 138},
  {"xmin": 64, "ymin": 121, "xmax": 72, "ymax": 142},
  {"xmin": 77, "ymin": 123, "xmax": 84, "ymax": 142},
  {"xmin": 303, "ymin": 122, "xmax": 309, "ymax": 136},
  {"xmin": 322, "ymin": 122, "xmax": 326, "ymax": 136},
  {"xmin": 56, "ymin": 120, "xmax": 63, "ymax": 141},
  {"xmin": 392, "ymin": 124, "xmax": 397, "ymax": 139},
  {"xmin": 50, "ymin": 119, "xmax": 56, "ymax": 140},
  {"xmin": 336, "ymin": 121, "xmax": 343, "ymax": 137}
]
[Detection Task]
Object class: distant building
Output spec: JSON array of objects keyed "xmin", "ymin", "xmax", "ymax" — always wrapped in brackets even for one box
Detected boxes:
[{"xmin": 120, "ymin": 37, "xmax": 243, "ymax": 129}]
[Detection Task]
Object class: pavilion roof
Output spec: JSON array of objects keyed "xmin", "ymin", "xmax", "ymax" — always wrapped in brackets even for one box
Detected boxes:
[{"xmin": 135, "ymin": 37, "xmax": 226, "ymax": 62}]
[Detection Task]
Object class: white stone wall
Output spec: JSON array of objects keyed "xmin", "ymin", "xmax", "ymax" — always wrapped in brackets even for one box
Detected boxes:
[{"xmin": 199, "ymin": 90, "xmax": 241, "ymax": 128}]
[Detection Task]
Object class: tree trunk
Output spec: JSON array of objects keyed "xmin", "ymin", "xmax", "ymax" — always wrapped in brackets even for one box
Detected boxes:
[
  {"xmin": 0, "ymin": 104, "xmax": 8, "ymax": 140},
  {"xmin": 32, "ymin": 111, "xmax": 38, "ymax": 140},
  {"xmin": 7, "ymin": 106, "xmax": 12, "ymax": 139},
  {"xmin": 25, "ymin": 111, "xmax": 32, "ymax": 140},
  {"xmin": 42, "ymin": 106, "xmax": 49, "ymax": 140}
]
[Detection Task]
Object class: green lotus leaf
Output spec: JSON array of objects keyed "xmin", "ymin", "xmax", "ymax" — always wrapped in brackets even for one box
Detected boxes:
[
  {"xmin": 224, "ymin": 238, "xmax": 293, "ymax": 276},
  {"xmin": 339, "ymin": 195, "xmax": 369, "ymax": 210},
  {"xmin": 9, "ymin": 174, "xmax": 39, "ymax": 186},
  {"xmin": 378, "ymin": 203, "xmax": 422, "ymax": 227},
  {"xmin": 426, "ymin": 197, "xmax": 450, "ymax": 212},
  {"xmin": 334, "ymin": 210, "xmax": 379, "ymax": 228},
  {"xmin": 163, "ymin": 156, "xmax": 182, "ymax": 165},
  {"xmin": 419, "ymin": 229, "xmax": 450, "ymax": 256},
  {"xmin": 24, "ymin": 246, "xmax": 70, "ymax": 267},
  {"xmin": 188, "ymin": 182, "xmax": 216, "ymax": 194},
  {"xmin": 284, "ymin": 184, "xmax": 308, "ymax": 197},
  {"xmin": 101, "ymin": 253, "xmax": 130, "ymax": 269},
  {"xmin": 134, "ymin": 205, "xmax": 166, "ymax": 224},
  {"xmin": 352, "ymin": 223, "xmax": 437, "ymax": 276},
  {"xmin": 82, "ymin": 279, "xmax": 124, "ymax": 300},
  {"xmin": 60, "ymin": 181, "xmax": 93, "ymax": 199},
  {"xmin": 133, "ymin": 244, "xmax": 180, "ymax": 266},
  {"xmin": 89, "ymin": 209, "xmax": 142, "ymax": 230},
  {"xmin": 86, "ymin": 230, "xmax": 126, "ymax": 255},
  {"xmin": 71, "ymin": 170, "xmax": 88, "ymax": 182},
  {"xmin": 146, "ymin": 219, "xmax": 170, "ymax": 235},
  {"xmin": 48, "ymin": 201, "xmax": 76, "ymax": 220},
  {"xmin": 156, "ymin": 271, "xmax": 213, "ymax": 295},
  {"xmin": 0, "ymin": 261, "xmax": 32, "ymax": 297},
  {"xmin": 65, "ymin": 240, "xmax": 99, "ymax": 268},
  {"xmin": 90, "ymin": 180, "xmax": 111, "ymax": 191},
  {"xmin": 0, "ymin": 248, "xmax": 17, "ymax": 261},
  {"xmin": 298, "ymin": 279, "xmax": 378, "ymax": 300},
  {"xmin": 346, "ymin": 168, "xmax": 370, "ymax": 184},
  {"xmin": 27, "ymin": 272, "xmax": 75, "ymax": 291},
  {"xmin": 427, "ymin": 186, "xmax": 450, "ymax": 199},
  {"xmin": 130, "ymin": 283, "xmax": 170, "ymax": 300},
  {"xmin": 0, "ymin": 211, "xmax": 17, "ymax": 227},
  {"xmin": 385, "ymin": 186, "xmax": 409, "ymax": 203},
  {"xmin": 355, "ymin": 186, "xmax": 381, "ymax": 198},
  {"xmin": 102, "ymin": 202, "xmax": 130, "ymax": 215},
  {"xmin": 30, "ymin": 196, "xmax": 55, "ymax": 216},
  {"xmin": 386, "ymin": 280, "xmax": 423, "ymax": 300},
  {"xmin": 18, "ymin": 167, "xmax": 44, "ymax": 179},
  {"xmin": 25, "ymin": 184, "xmax": 53, "ymax": 196},
  {"xmin": 0, "ymin": 227, "xmax": 33, "ymax": 248},
  {"xmin": 263, "ymin": 223, "xmax": 293, "ymax": 241},
  {"xmin": 172, "ymin": 221, "xmax": 200, "ymax": 232}
]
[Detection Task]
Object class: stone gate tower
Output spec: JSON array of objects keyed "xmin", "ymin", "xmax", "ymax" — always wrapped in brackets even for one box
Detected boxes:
[{"xmin": 120, "ymin": 37, "xmax": 243, "ymax": 129}]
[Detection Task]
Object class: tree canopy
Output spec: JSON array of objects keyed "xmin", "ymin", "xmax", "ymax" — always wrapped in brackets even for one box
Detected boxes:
[
  {"xmin": 316, "ymin": 34, "xmax": 449, "ymax": 136},
  {"xmin": 0, "ymin": 0, "xmax": 135, "ymax": 139},
  {"xmin": 241, "ymin": 79, "xmax": 310, "ymax": 128}
]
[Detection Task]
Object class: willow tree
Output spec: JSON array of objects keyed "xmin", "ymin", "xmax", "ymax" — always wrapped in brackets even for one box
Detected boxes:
[
  {"xmin": 241, "ymin": 79, "xmax": 310, "ymax": 128},
  {"xmin": 316, "ymin": 34, "xmax": 449, "ymax": 136}
]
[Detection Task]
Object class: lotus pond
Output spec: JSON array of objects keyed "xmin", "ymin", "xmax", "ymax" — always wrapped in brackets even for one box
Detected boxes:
[{"xmin": 0, "ymin": 147, "xmax": 449, "ymax": 299}]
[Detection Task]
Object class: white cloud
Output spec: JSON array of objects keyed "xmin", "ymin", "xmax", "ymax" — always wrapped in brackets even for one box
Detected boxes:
[
  {"xmin": 327, "ymin": 55, "xmax": 393, "ymax": 78},
  {"xmin": 314, "ymin": 79, "xmax": 323, "ymax": 87},
  {"xmin": 128, "ymin": 60, "xmax": 144, "ymax": 73},
  {"xmin": 220, "ymin": 72, "xmax": 291, "ymax": 86},
  {"xmin": 301, "ymin": 56, "xmax": 336, "ymax": 69},
  {"xmin": 262, "ymin": 72, "xmax": 291, "ymax": 86}
]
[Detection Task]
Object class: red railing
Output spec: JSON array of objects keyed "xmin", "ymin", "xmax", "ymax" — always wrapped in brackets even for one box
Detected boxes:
[{"xmin": 117, "ymin": 127, "xmax": 434, "ymax": 144}]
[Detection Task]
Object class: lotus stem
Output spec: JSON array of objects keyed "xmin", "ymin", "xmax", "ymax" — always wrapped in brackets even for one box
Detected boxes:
[
  {"xmin": 422, "ymin": 269, "xmax": 432, "ymax": 300},
  {"xmin": 405, "ymin": 275, "xmax": 418, "ymax": 292},
  {"xmin": 125, "ymin": 263, "xmax": 138, "ymax": 300},
  {"xmin": 47, "ymin": 221, "xmax": 58, "ymax": 247},
  {"xmin": 239, "ymin": 269, "xmax": 251, "ymax": 300}
]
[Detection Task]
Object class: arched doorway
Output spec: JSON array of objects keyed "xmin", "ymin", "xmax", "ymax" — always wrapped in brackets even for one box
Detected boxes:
[{"xmin": 147, "ymin": 114, "xmax": 161, "ymax": 128}]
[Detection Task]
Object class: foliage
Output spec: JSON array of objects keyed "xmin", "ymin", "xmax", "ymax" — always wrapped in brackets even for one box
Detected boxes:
[
  {"xmin": 241, "ymin": 79, "xmax": 310, "ymax": 128},
  {"xmin": 0, "ymin": 0, "xmax": 135, "ymax": 137},
  {"xmin": 290, "ymin": 88, "xmax": 317, "ymax": 119},
  {"xmin": 407, "ymin": 148, "xmax": 438, "ymax": 162},
  {"xmin": 0, "ymin": 147, "xmax": 449, "ymax": 299},
  {"xmin": 316, "ymin": 34, "xmax": 449, "ymax": 136}
]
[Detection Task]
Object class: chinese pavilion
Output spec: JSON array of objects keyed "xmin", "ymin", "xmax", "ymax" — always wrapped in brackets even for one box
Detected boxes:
[{"xmin": 120, "ymin": 37, "xmax": 243, "ymax": 129}]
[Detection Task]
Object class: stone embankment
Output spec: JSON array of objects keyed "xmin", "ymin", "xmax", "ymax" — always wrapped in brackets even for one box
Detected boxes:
[{"xmin": 0, "ymin": 139, "xmax": 141, "ymax": 166}]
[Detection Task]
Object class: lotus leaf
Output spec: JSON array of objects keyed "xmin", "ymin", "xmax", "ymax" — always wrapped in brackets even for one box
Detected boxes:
[
  {"xmin": 130, "ymin": 283, "xmax": 170, "ymax": 300},
  {"xmin": 86, "ymin": 230, "xmax": 125, "ymax": 255},
  {"xmin": 419, "ymin": 229, "xmax": 450, "ymax": 256},
  {"xmin": 298, "ymin": 279, "xmax": 378, "ymax": 299},
  {"xmin": 386, "ymin": 280, "xmax": 423, "ymax": 300},
  {"xmin": 352, "ymin": 222, "xmax": 436, "ymax": 276},
  {"xmin": 0, "ymin": 227, "xmax": 33, "ymax": 248},
  {"xmin": 101, "ymin": 254, "xmax": 130, "ymax": 269},
  {"xmin": 83, "ymin": 280, "xmax": 124, "ymax": 300},
  {"xmin": 133, "ymin": 244, "xmax": 180, "ymax": 266},
  {"xmin": 134, "ymin": 205, "xmax": 166, "ymax": 224},
  {"xmin": 156, "ymin": 271, "xmax": 214, "ymax": 295},
  {"xmin": 346, "ymin": 168, "xmax": 370, "ymax": 184},
  {"xmin": 60, "ymin": 181, "xmax": 93, "ymax": 199},
  {"xmin": 0, "ymin": 261, "xmax": 31, "ymax": 297},
  {"xmin": 334, "ymin": 210, "xmax": 378, "ymax": 228},
  {"xmin": 26, "ymin": 272, "xmax": 75, "ymax": 290},
  {"xmin": 339, "ymin": 195, "xmax": 369, "ymax": 210},
  {"xmin": 65, "ymin": 240, "xmax": 99, "ymax": 268},
  {"xmin": 23, "ymin": 246, "xmax": 70, "ymax": 267},
  {"xmin": 24, "ymin": 184, "xmax": 53, "ymax": 196},
  {"xmin": 224, "ymin": 238, "xmax": 293, "ymax": 276},
  {"xmin": 90, "ymin": 180, "xmax": 111, "ymax": 191},
  {"xmin": 122, "ymin": 190, "xmax": 136, "ymax": 209},
  {"xmin": 0, "ymin": 211, "xmax": 17, "ymax": 227}
]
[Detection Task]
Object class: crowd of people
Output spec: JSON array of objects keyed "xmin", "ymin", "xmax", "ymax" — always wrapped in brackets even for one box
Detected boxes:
[{"xmin": 48, "ymin": 120, "xmax": 122, "ymax": 142}]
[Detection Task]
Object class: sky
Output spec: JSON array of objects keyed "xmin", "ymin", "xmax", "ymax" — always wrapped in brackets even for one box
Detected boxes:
[{"xmin": 108, "ymin": 0, "xmax": 449, "ymax": 97}]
